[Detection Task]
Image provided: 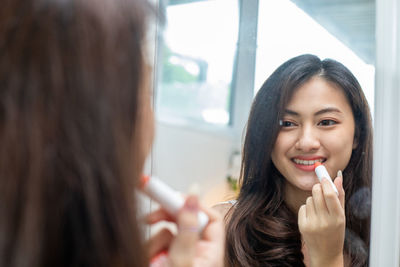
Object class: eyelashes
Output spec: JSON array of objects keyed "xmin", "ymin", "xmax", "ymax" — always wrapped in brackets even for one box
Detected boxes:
[
  {"xmin": 318, "ymin": 119, "xmax": 338, "ymax": 126},
  {"xmin": 279, "ymin": 119, "xmax": 339, "ymax": 128},
  {"xmin": 279, "ymin": 120, "xmax": 297, "ymax": 127}
]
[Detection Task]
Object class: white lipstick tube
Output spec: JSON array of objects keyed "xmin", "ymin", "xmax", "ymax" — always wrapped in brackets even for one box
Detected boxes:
[
  {"xmin": 314, "ymin": 163, "xmax": 339, "ymax": 195},
  {"xmin": 140, "ymin": 176, "xmax": 209, "ymax": 231}
]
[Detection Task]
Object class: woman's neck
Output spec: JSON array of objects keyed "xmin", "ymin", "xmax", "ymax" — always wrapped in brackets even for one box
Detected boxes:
[{"xmin": 284, "ymin": 182, "xmax": 312, "ymax": 214}]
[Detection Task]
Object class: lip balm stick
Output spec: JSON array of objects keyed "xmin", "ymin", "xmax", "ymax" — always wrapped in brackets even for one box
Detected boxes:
[
  {"xmin": 139, "ymin": 175, "xmax": 209, "ymax": 231},
  {"xmin": 313, "ymin": 162, "xmax": 339, "ymax": 196}
]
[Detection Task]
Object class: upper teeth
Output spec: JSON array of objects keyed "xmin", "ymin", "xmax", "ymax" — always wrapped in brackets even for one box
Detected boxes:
[{"xmin": 293, "ymin": 159, "xmax": 324, "ymax": 165}]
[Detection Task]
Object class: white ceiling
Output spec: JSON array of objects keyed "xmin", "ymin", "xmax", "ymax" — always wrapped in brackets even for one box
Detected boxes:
[{"xmin": 290, "ymin": 0, "xmax": 375, "ymax": 64}]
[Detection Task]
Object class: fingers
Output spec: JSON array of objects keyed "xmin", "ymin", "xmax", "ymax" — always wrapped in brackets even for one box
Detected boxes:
[
  {"xmin": 298, "ymin": 204, "xmax": 307, "ymax": 229},
  {"xmin": 334, "ymin": 171, "xmax": 345, "ymax": 209},
  {"xmin": 299, "ymin": 174, "xmax": 346, "ymax": 259},
  {"xmin": 197, "ymin": 205, "xmax": 225, "ymax": 267},
  {"xmin": 305, "ymin": 196, "xmax": 316, "ymax": 220},
  {"xmin": 168, "ymin": 195, "xmax": 200, "ymax": 267},
  {"xmin": 308, "ymin": 170, "xmax": 345, "ymax": 216},
  {"xmin": 312, "ymin": 183, "xmax": 328, "ymax": 216},
  {"xmin": 320, "ymin": 177, "xmax": 342, "ymax": 215},
  {"xmin": 146, "ymin": 228, "xmax": 174, "ymax": 259},
  {"xmin": 200, "ymin": 209, "xmax": 224, "ymax": 243},
  {"xmin": 145, "ymin": 209, "xmax": 176, "ymax": 225},
  {"xmin": 199, "ymin": 203, "xmax": 220, "ymax": 223}
]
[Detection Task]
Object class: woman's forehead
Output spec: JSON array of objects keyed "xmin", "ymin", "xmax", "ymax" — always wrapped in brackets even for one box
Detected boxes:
[{"xmin": 284, "ymin": 77, "xmax": 351, "ymax": 115}]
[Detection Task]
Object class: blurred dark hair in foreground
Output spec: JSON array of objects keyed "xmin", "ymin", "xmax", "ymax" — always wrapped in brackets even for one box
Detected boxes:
[{"xmin": 0, "ymin": 0, "xmax": 153, "ymax": 266}]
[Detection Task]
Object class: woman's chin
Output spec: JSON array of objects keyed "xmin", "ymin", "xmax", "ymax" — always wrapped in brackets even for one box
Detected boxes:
[{"xmin": 290, "ymin": 180, "xmax": 319, "ymax": 193}]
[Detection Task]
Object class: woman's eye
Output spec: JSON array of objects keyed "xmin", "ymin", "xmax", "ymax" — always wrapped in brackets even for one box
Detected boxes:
[
  {"xmin": 318, "ymin": 119, "xmax": 337, "ymax": 126},
  {"xmin": 280, "ymin": 120, "xmax": 296, "ymax": 127}
]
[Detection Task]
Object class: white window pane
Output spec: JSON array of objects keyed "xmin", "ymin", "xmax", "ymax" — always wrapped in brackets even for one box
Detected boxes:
[{"xmin": 157, "ymin": 0, "xmax": 239, "ymax": 126}]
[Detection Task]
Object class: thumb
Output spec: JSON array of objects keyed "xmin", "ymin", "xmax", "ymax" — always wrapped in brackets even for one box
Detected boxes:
[
  {"xmin": 334, "ymin": 170, "xmax": 345, "ymax": 209},
  {"xmin": 168, "ymin": 195, "xmax": 200, "ymax": 267}
]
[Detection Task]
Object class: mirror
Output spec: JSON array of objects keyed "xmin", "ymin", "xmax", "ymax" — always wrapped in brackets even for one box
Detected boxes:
[
  {"xmin": 151, "ymin": 0, "xmax": 375, "ymax": 204},
  {"xmin": 144, "ymin": 0, "xmax": 400, "ymax": 265},
  {"xmin": 148, "ymin": 0, "xmax": 375, "ymax": 264}
]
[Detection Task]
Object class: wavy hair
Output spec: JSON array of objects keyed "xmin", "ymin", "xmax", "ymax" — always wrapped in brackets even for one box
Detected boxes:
[
  {"xmin": 225, "ymin": 54, "xmax": 372, "ymax": 266},
  {"xmin": 0, "ymin": 0, "xmax": 152, "ymax": 266}
]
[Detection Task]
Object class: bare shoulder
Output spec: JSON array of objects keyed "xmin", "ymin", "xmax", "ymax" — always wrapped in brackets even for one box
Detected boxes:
[{"xmin": 212, "ymin": 200, "xmax": 236, "ymax": 219}]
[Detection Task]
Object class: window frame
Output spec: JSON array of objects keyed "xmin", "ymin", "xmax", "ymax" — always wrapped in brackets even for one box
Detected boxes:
[{"xmin": 369, "ymin": 0, "xmax": 400, "ymax": 265}]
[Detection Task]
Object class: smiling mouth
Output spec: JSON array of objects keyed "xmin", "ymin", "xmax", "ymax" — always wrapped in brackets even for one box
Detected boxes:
[{"xmin": 292, "ymin": 158, "xmax": 326, "ymax": 166}]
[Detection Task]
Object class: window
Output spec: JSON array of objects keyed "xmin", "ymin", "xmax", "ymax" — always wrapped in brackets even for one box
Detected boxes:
[{"xmin": 156, "ymin": 0, "xmax": 239, "ymax": 126}]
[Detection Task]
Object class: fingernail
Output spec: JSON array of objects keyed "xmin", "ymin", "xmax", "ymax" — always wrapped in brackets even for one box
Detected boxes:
[
  {"xmin": 184, "ymin": 195, "xmax": 198, "ymax": 211},
  {"xmin": 337, "ymin": 170, "xmax": 343, "ymax": 177}
]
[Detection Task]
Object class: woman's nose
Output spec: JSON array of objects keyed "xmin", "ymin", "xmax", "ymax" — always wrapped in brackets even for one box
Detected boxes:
[{"xmin": 295, "ymin": 127, "xmax": 320, "ymax": 152}]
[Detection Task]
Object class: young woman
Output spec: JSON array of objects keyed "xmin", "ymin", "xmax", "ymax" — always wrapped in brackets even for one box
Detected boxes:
[
  {"xmin": 0, "ymin": 0, "xmax": 224, "ymax": 266},
  {"xmin": 215, "ymin": 54, "xmax": 372, "ymax": 266}
]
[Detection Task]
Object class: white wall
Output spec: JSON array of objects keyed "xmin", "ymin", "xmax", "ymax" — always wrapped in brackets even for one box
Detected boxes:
[{"xmin": 150, "ymin": 121, "xmax": 236, "ymax": 204}]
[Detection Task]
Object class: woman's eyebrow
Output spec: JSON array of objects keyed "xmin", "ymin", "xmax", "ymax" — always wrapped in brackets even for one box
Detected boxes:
[
  {"xmin": 284, "ymin": 107, "xmax": 343, "ymax": 116},
  {"xmin": 284, "ymin": 109, "xmax": 299, "ymax": 116},
  {"xmin": 314, "ymin": 107, "xmax": 342, "ymax": 116}
]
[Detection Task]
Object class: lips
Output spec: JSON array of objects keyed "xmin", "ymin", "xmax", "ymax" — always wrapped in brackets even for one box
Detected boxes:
[{"xmin": 291, "ymin": 157, "xmax": 326, "ymax": 172}]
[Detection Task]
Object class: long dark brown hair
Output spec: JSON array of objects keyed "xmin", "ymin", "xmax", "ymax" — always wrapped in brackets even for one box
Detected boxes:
[
  {"xmin": 0, "ymin": 0, "xmax": 152, "ymax": 266},
  {"xmin": 225, "ymin": 54, "xmax": 372, "ymax": 266}
]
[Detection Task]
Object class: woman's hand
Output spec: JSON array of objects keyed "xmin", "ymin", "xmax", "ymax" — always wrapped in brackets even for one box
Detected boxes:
[
  {"xmin": 298, "ymin": 174, "xmax": 345, "ymax": 267},
  {"xmin": 145, "ymin": 195, "xmax": 225, "ymax": 267}
]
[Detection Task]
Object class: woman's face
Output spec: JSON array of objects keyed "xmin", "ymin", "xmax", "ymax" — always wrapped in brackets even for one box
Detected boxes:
[{"xmin": 271, "ymin": 76, "xmax": 356, "ymax": 193}]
